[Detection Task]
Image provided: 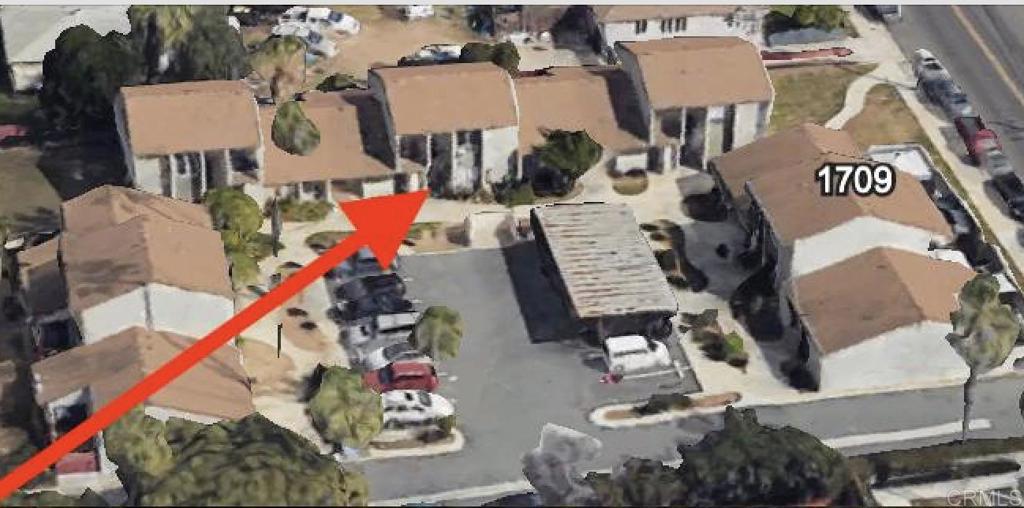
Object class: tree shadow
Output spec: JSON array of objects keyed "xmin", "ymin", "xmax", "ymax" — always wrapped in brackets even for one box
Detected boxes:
[{"xmin": 36, "ymin": 138, "xmax": 129, "ymax": 201}]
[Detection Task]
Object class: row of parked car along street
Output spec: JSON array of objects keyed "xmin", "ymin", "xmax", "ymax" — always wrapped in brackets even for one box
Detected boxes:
[
  {"xmin": 325, "ymin": 247, "xmax": 455, "ymax": 443},
  {"xmin": 913, "ymin": 49, "xmax": 1024, "ymax": 223}
]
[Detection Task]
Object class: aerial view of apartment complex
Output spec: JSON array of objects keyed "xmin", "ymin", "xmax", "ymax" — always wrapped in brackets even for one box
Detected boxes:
[{"xmin": 2, "ymin": 3, "xmax": 1024, "ymax": 506}]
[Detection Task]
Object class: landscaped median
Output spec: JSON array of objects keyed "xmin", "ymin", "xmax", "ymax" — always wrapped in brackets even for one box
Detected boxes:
[{"xmin": 588, "ymin": 392, "xmax": 741, "ymax": 429}]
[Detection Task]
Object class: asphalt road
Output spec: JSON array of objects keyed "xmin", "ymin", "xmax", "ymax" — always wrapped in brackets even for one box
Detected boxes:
[
  {"xmin": 888, "ymin": 6, "xmax": 1024, "ymax": 173},
  {"xmin": 360, "ymin": 249, "xmax": 1024, "ymax": 503}
]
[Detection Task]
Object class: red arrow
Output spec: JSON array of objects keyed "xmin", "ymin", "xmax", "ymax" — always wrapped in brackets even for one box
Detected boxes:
[{"xmin": 0, "ymin": 190, "xmax": 428, "ymax": 498}]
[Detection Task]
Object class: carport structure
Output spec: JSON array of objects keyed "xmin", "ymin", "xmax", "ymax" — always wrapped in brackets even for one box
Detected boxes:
[{"xmin": 530, "ymin": 203, "xmax": 678, "ymax": 339}]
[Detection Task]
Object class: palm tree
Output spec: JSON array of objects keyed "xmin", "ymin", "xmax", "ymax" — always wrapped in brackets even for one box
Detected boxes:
[
  {"xmin": 410, "ymin": 306, "xmax": 464, "ymax": 361},
  {"xmin": 946, "ymin": 274, "xmax": 1021, "ymax": 442},
  {"xmin": 128, "ymin": 6, "xmax": 195, "ymax": 79}
]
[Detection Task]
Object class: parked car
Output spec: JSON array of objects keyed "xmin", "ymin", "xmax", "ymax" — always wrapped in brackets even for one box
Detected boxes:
[
  {"xmin": 345, "ymin": 311, "xmax": 419, "ymax": 347},
  {"xmin": 336, "ymin": 273, "xmax": 406, "ymax": 301},
  {"xmin": 381, "ymin": 390, "xmax": 453, "ymax": 430},
  {"xmin": 602, "ymin": 335, "xmax": 672, "ymax": 375},
  {"xmin": 991, "ymin": 173, "xmax": 1024, "ymax": 221},
  {"xmin": 920, "ymin": 77, "xmax": 975, "ymax": 119},
  {"xmin": 912, "ymin": 49, "xmax": 945, "ymax": 80},
  {"xmin": 271, "ymin": 22, "xmax": 338, "ymax": 57},
  {"xmin": 399, "ymin": 5, "xmax": 435, "ymax": 20},
  {"xmin": 955, "ymin": 116, "xmax": 1000, "ymax": 165},
  {"xmin": 363, "ymin": 360, "xmax": 439, "ymax": 393},
  {"xmin": 362, "ymin": 341, "xmax": 427, "ymax": 371},
  {"xmin": 411, "ymin": 43, "xmax": 463, "ymax": 63},
  {"xmin": 280, "ymin": 6, "xmax": 361, "ymax": 35},
  {"xmin": 335, "ymin": 246, "xmax": 400, "ymax": 279},
  {"xmin": 342, "ymin": 292, "xmax": 416, "ymax": 321},
  {"xmin": 981, "ymin": 148, "xmax": 1014, "ymax": 177}
]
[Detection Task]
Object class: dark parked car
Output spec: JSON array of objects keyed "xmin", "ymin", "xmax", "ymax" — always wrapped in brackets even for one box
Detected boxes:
[
  {"xmin": 992, "ymin": 173, "xmax": 1024, "ymax": 221},
  {"xmin": 335, "ymin": 273, "xmax": 406, "ymax": 301},
  {"xmin": 342, "ymin": 293, "xmax": 416, "ymax": 321}
]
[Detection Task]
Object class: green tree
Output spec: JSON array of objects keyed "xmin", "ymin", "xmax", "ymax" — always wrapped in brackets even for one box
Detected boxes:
[
  {"xmin": 308, "ymin": 366, "xmax": 383, "ymax": 449},
  {"xmin": 105, "ymin": 410, "xmax": 369, "ymax": 506},
  {"xmin": 490, "ymin": 41, "xmax": 521, "ymax": 76},
  {"xmin": 251, "ymin": 35, "xmax": 308, "ymax": 102},
  {"xmin": 272, "ymin": 100, "xmax": 321, "ymax": 156},
  {"xmin": 167, "ymin": 7, "xmax": 251, "ymax": 82},
  {"xmin": 127, "ymin": 5, "xmax": 194, "ymax": 80},
  {"xmin": 39, "ymin": 26, "xmax": 144, "ymax": 131},
  {"xmin": 316, "ymin": 73, "xmax": 359, "ymax": 92},
  {"xmin": 2, "ymin": 489, "xmax": 107, "ymax": 507},
  {"xmin": 410, "ymin": 306, "xmax": 463, "ymax": 361},
  {"xmin": 536, "ymin": 129, "xmax": 603, "ymax": 186},
  {"xmin": 946, "ymin": 274, "xmax": 1021, "ymax": 443},
  {"xmin": 770, "ymin": 5, "xmax": 846, "ymax": 31},
  {"xmin": 203, "ymin": 188, "xmax": 274, "ymax": 287},
  {"xmin": 581, "ymin": 407, "xmax": 868, "ymax": 506},
  {"xmin": 459, "ymin": 42, "xmax": 520, "ymax": 75}
]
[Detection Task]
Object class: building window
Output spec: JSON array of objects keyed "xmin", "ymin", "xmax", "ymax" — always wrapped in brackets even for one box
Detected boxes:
[
  {"xmin": 174, "ymin": 154, "xmax": 188, "ymax": 176},
  {"xmin": 660, "ymin": 19, "xmax": 669, "ymax": 33},
  {"xmin": 675, "ymin": 17, "xmax": 687, "ymax": 31},
  {"xmin": 634, "ymin": 19, "xmax": 647, "ymax": 34}
]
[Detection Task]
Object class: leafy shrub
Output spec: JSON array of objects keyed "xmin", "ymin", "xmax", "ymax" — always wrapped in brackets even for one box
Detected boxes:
[
  {"xmin": 497, "ymin": 184, "xmax": 536, "ymax": 207},
  {"xmin": 272, "ymin": 100, "xmax": 320, "ymax": 156},
  {"xmin": 636, "ymin": 392, "xmax": 693, "ymax": 416},
  {"xmin": 304, "ymin": 230, "xmax": 348, "ymax": 249},
  {"xmin": 279, "ymin": 198, "xmax": 333, "ymax": 222}
]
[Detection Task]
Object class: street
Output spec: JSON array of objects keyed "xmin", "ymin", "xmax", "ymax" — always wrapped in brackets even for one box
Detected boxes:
[{"xmin": 889, "ymin": 6, "xmax": 1024, "ymax": 176}]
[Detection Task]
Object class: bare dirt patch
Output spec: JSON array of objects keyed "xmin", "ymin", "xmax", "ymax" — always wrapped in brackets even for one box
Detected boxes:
[
  {"xmin": 327, "ymin": 7, "xmax": 484, "ymax": 79},
  {"xmin": 403, "ymin": 222, "xmax": 465, "ymax": 253},
  {"xmin": 240, "ymin": 340, "xmax": 298, "ymax": 396},
  {"xmin": 282, "ymin": 313, "xmax": 331, "ymax": 352}
]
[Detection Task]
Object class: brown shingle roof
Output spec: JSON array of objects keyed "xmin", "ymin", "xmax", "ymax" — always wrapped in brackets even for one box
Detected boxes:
[
  {"xmin": 792, "ymin": 248, "xmax": 975, "ymax": 354},
  {"xmin": 712, "ymin": 124, "xmax": 864, "ymax": 204},
  {"xmin": 514, "ymin": 66, "xmax": 646, "ymax": 154},
  {"xmin": 619, "ymin": 37, "xmax": 772, "ymax": 109},
  {"xmin": 261, "ymin": 91, "xmax": 395, "ymax": 186},
  {"xmin": 747, "ymin": 153, "xmax": 954, "ymax": 243},
  {"xmin": 61, "ymin": 185, "xmax": 214, "ymax": 235},
  {"xmin": 371, "ymin": 62, "xmax": 518, "ymax": 135},
  {"xmin": 592, "ymin": 5, "xmax": 739, "ymax": 23},
  {"xmin": 120, "ymin": 80, "xmax": 260, "ymax": 156},
  {"xmin": 32, "ymin": 327, "xmax": 253, "ymax": 420},
  {"xmin": 61, "ymin": 215, "xmax": 233, "ymax": 312},
  {"xmin": 16, "ymin": 237, "xmax": 66, "ymax": 316}
]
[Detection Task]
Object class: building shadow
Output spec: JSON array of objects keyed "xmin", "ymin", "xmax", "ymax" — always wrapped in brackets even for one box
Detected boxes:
[{"xmin": 500, "ymin": 241, "xmax": 579, "ymax": 344}]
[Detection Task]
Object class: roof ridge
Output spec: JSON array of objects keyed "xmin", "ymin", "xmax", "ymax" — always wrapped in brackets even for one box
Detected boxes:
[{"xmin": 876, "ymin": 248, "xmax": 939, "ymax": 323}]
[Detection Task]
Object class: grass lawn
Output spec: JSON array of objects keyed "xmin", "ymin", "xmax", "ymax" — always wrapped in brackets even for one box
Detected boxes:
[
  {"xmin": 0, "ymin": 148, "xmax": 61, "ymax": 235},
  {"xmin": 768, "ymin": 63, "xmax": 877, "ymax": 133},
  {"xmin": 846, "ymin": 84, "xmax": 1024, "ymax": 284}
]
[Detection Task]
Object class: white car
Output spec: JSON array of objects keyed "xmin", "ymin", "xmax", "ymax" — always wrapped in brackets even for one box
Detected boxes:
[
  {"xmin": 603, "ymin": 335, "xmax": 672, "ymax": 375},
  {"xmin": 399, "ymin": 5, "xmax": 434, "ymax": 20},
  {"xmin": 413, "ymin": 43, "xmax": 463, "ymax": 63},
  {"xmin": 280, "ymin": 6, "xmax": 361, "ymax": 35},
  {"xmin": 344, "ymin": 312, "xmax": 419, "ymax": 347},
  {"xmin": 912, "ymin": 49, "xmax": 948, "ymax": 81},
  {"xmin": 361, "ymin": 341, "xmax": 428, "ymax": 372},
  {"xmin": 271, "ymin": 22, "xmax": 338, "ymax": 57},
  {"xmin": 381, "ymin": 390, "xmax": 454, "ymax": 430}
]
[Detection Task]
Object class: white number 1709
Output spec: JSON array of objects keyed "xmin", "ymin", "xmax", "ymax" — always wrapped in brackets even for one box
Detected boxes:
[{"xmin": 815, "ymin": 163, "xmax": 895, "ymax": 197}]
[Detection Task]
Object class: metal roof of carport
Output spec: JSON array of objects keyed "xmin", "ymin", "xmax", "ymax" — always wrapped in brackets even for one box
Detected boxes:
[{"xmin": 530, "ymin": 203, "xmax": 678, "ymax": 320}]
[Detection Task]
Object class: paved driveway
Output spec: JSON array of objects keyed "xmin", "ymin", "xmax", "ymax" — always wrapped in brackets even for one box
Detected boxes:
[{"xmin": 359, "ymin": 246, "xmax": 697, "ymax": 500}]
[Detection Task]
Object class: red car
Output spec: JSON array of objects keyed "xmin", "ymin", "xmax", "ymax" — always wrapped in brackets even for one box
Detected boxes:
[{"xmin": 363, "ymin": 360, "xmax": 439, "ymax": 393}]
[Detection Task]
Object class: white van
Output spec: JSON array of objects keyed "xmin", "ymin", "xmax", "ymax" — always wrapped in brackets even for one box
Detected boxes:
[{"xmin": 603, "ymin": 335, "xmax": 672, "ymax": 375}]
